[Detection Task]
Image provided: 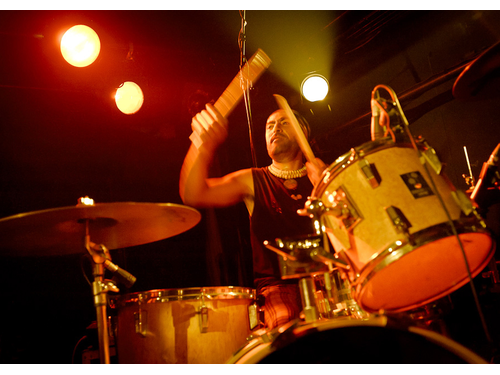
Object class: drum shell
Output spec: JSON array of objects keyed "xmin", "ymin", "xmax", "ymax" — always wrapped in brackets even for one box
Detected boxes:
[
  {"xmin": 113, "ymin": 287, "xmax": 256, "ymax": 364},
  {"xmin": 313, "ymin": 140, "xmax": 494, "ymax": 312}
]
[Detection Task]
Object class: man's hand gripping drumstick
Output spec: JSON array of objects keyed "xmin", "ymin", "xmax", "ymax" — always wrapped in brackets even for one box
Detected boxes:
[{"xmin": 274, "ymin": 94, "xmax": 327, "ymax": 187}]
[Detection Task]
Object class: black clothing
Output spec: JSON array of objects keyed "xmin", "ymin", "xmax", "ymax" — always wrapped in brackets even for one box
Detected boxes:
[{"xmin": 250, "ymin": 166, "xmax": 316, "ymax": 290}]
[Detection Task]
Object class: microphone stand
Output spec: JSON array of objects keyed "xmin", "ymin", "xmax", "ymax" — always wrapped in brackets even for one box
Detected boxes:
[
  {"xmin": 83, "ymin": 220, "xmax": 136, "ymax": 364},
  {"xmin": 239, "ymin": 10, "xmax": 258, "ymax": 168}
]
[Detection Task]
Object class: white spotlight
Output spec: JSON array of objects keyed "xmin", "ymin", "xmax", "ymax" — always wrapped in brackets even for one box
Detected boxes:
[
  {"xmin": 301, "ymin": 74, "xmax": 329, "ymax": 102},
  {"xmin": 60, "ymin": 25, "xmax": 101, "ymax": 68},
  {"xmin": 115, "ymin": 81, "xmax": 144, "ymax": 115}
]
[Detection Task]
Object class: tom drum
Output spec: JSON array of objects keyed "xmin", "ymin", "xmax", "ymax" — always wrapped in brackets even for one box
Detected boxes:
[
  {"xmin": 311, "ymin": 139, "xmax": 495, "ymax": 313},
  {"xmin": 112, "ymin": 286, "xmax": 257, "ymax": 364}
]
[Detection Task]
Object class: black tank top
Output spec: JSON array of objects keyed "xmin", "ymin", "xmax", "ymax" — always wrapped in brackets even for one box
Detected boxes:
[{"xmin": 250, "ymin": 167, "xmax": 316, "ymax": 289}]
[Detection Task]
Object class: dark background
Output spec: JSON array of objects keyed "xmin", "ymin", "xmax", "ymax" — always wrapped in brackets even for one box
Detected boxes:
[{"xmin": 0, "ymin": 10, "xmax": 500, "ymax": 363}]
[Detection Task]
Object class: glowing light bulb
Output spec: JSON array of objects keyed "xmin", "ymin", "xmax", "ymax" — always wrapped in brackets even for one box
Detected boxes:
[
  {"xmin": 77, "ymin": 196, "xmax": 95, "ymax": 206},
  {"xmin": 115, "ymin": 81, "xmax": 144, "ymax": 115},
  {"xmin": 60, "ymin": 25, "xmax": 101, "ymax": 67},
  {"xmin": 301, "ymin": 75, "xmax": 329, "ymax": 102}
]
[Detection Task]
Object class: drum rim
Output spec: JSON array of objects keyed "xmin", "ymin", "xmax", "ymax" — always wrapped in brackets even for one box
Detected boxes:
[
  {"xmin": 227, "ymin": 317, "xmax": 487, "ymax": 364},
  {"xmin": 408, "ymin": 326, "xmax": 488, "ymax": 364},
  {"xmin": 353, "ymin": 218, "xmax": 487, "ymax": 278},
  {"xmin": 114, "ymin": 286, "xmax": 256, "ymax": 306},
  {"xmin": 304, "ymin": 319, "xmax": 488, "ymax": 364}
]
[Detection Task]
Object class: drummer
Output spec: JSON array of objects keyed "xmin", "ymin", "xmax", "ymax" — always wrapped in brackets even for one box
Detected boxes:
[{"xmin": 179, "ymin": 103, "xmax": 327, "ymax": 330}]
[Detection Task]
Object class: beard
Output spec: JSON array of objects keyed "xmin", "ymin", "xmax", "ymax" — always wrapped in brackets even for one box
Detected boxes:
[{"xmin": 267, "ymin": 137, "xmax": 301, "ymax": 161}]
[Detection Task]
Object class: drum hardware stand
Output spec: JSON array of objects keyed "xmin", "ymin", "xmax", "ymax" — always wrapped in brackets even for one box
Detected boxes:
[
  {"xmin": 462, "ymin": 145, "xmax": 476, "ymax": 188},
  {"xmin": 83, "ymin": 219, "xmax": 137, "ymax": 364},
  {"xmin": 264, "ymin": 230, "xmax": 351, "ymax": 323},
  {"xmin": 299, "ymin": 278, "xmax": 319, "ymax": 322},
  {"xmin": 264, "ymin": 235, "xmax": 350, "ymax": 275},
  {"xmin": 482, "ymin": 258, "xmax": 500, "ymax": 293}
]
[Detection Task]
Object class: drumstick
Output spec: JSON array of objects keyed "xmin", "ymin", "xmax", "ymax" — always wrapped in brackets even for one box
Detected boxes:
[
  {"xmin": 190, "ymin": 49, "xmax": 272, "ymax": 148},
  {"xmin": 273, "ymin": 94, "xmax": 319, "ymax": 167}
]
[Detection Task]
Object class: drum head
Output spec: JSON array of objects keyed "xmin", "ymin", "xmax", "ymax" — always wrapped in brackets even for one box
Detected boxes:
[
  {"xmin": 236, "ymin": 319, "xmax": 486, "ymax": 364},
  {"xmin": 357, "ymin": 232, "xmax": 494, "ymax": 312}
]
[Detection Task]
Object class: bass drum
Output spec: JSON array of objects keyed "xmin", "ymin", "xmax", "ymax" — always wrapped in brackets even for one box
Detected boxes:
[
  {"xmin": 112, "ymin": 286, "xmax": 256, "ymax": 364},
  {"xmin": 312, "ymin": 138, "xmax": 495, "ymax": 313},
  {"xmin": 227, "ymin": 317, "xmax": 487, "ymax": 364}
]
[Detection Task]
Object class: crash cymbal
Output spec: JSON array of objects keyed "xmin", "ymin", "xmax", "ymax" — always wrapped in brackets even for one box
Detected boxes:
[
  {"xmin": 453, "ymin": 41, "xmax": 500, "ymax": 100},
  {"xmin": 0, "ymin": 202, "xmax": 201, "ymax": 257}
]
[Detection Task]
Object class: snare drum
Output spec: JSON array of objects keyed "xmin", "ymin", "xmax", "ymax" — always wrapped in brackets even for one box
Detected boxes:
[
  {"xmin": 227, "ymin": 317, "xmax": 486, "ymax": 363},
  {"xmin": 112, "ymin": 286, "xmax": 256, "ymax": 364},
  {"xmin": 312, "ymin": 139, "xmax": 494, "ymax": 313}
]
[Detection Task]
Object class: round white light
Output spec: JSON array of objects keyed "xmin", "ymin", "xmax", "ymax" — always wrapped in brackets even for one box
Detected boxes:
[
  {"xmin": 301, "ymin": 75, "xmax": 329, "ymax": 102},
  {"xmin": 115, "ymin": 81, "xmax": 144, "ymax": 115}
]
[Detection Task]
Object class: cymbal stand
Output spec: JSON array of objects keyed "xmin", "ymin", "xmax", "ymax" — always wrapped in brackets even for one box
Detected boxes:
[{"xmin": 83, "ymin": 220, "xmax": 119, "ymax": 364}]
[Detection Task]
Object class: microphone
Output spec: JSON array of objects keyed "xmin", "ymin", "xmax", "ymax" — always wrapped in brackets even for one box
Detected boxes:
[
  {"xmin": 370, "ymin": 97, "xmax": 383, "ymax": 141},
  {"xmin": 471, "ymin": 143, "xmax": 500, "ymax": 209},
  {"xmin": 370, "ymin": 87, "xmax": 389, "ymax": 141},
  {"xmin": 103, "ymin": 259, "xmax": 137, "ymax": 288},
  {"xmin": 86, "ymin": 240, "xmax": 137, "ymax": 288}
]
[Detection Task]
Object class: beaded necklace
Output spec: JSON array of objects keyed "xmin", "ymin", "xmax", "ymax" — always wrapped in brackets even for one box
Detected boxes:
[{"xmin": 267, "ymin": 163, "xmax": 307, "ymax": 190}]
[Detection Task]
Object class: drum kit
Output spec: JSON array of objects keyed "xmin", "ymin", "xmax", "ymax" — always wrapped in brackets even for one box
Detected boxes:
[{"xmin": 1, "ymin": 47, "xmax": 500, "ymax": 364}]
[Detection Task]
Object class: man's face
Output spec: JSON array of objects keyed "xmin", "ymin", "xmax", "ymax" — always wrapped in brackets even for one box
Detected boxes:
[{"xmin": 265, "ymin": 109, "xmax": 301, "ymax": 160}]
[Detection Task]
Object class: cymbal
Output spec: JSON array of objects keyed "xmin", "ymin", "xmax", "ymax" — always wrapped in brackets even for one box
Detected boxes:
[
  {"xmin": 453, "ymin": 41, "xmax": 500, "ymax": 100},
  {"xmin": 0, "ymin": 202, "xmax": 201, "ymax": 257}
]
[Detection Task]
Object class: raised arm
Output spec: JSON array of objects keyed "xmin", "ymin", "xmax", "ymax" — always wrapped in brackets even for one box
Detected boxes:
[{"xmin": 179, "ymin": 103, "xmax": 254, "ymax": 209}]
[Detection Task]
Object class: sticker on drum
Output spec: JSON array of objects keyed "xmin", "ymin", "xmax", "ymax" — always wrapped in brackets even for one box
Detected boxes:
[
  {"xmin": 112, "ymin": 286, "xmax": 257, "ymax": 364},
  {"xmin": 227, "ymin": 317, "xmax": 487, "ymax": 364},
  {"xmin": 312, "ymin": 139, "xmax": 495, "ymax": 313}
]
